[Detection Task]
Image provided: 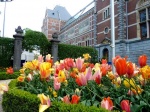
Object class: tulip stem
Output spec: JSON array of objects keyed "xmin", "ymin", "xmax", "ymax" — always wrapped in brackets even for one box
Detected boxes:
[{"xmin": 86, "ymin": 86, "xmax": 102, "ymax": 100}]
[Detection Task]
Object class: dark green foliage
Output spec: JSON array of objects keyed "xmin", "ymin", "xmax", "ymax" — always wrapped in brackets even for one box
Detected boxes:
[
  {"xmin": 0, "ymin": 37, "xmax": 14, "ymax": 67},
  {"xmin": 0, "ymin": 72, "xmax": 20, "ymax": 80},
  {"xmin": 23, "ymin": 30, "xmax": 49, "ymax": 55},
  {"xmin": 2, "ymin": 79, "xmax": 108, "ymax": 112},
  {"xmin": 58, "ymin": 44, "xmax": 98, "ymax": 63}
]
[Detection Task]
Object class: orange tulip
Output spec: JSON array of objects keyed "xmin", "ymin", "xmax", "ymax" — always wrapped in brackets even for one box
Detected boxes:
[
  {"xmin": 120, "ymin": 100, "xmax": 131, "ymax": 112},
  {"xmin": 138, "ymin": 55, "xmax": 147, "ymax": 67},
  {"xmin": 17, "ymin": 76, "xmax": 25, "ymax": 82},
  {"xmin": 126, "ymin": 62, "xmax": 134, "ymax": 78},
  {"xmin": 101, "ymin": 97, "xmax": 113, "ymax": 111},
  {"xmin": 115, "ymin": 58, "xmax": 127, "ymax": 76},
  {"xmin": 71, "ymin": 95, "xmax": 80, "ymax": 104}
]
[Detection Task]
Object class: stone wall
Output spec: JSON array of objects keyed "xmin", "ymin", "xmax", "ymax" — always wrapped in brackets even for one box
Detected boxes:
[{"xmin": 95, "ymin": 38, "xmax": 150, "ymax": 65}]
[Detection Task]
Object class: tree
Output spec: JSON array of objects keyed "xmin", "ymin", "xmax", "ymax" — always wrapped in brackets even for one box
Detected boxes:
[{"xmin": 22, "ymin": 29, "xmax": 49, "ymax": 55}]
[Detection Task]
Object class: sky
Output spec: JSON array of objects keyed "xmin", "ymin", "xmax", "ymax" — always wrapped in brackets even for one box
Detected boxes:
[{"xmin": 0, "ymin": 0, "xmax": 93, "ymax": 38}]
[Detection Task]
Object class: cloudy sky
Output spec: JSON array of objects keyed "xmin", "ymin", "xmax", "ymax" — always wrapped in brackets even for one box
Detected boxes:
[{"xmin": 0, "ymin": 0, "xmax": 93, "ymax": 38}]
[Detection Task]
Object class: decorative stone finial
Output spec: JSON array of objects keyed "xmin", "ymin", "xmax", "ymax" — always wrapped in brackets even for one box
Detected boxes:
[
  {"xmin": 15, "ymin": 26, "xmax": 23, "ymax": 34},
  {"xmin": 52, "ymin": 32, "xmax": 58, "ymax": 39}
]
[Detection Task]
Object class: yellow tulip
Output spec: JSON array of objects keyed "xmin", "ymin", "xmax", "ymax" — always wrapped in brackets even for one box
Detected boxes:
[
  {"xmin": 37, "ymin": 93, "xmax": 51, "ymax": 112},
  {"xmin": 58, "ymin": 70, "xmax": 66, "ymax": 82},
  {"xmin": 123, "ymin": 78, "xmax": 136, "ymax": 89},
  {"xmin": 39, "ymin": 62, "xmax": 51, "ymax": 79},
  {"xmin": 0, "ymin": 84, "xmax": 9, "ymax": 94},
  {"xmin": 83, "ymin": 53, "xmax": 91, "ymax": 60}
]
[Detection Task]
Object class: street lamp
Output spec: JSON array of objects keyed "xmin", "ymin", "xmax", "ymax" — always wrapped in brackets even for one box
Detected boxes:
[{"xmin": 0, "ymin": 0, "xmax": 13, "ymax": 37}]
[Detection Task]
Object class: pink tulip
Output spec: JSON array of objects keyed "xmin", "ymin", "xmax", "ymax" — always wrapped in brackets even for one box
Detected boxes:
[
  {"xmin": 75, "ymin": 57, "xmax": 84, "ymax": 71},
  {"xmin": 101, "ymin": 97, "xmax": 113, "ymax": 111},
  {"xmin": 54, "ymin": 77, "xmax": 61, "ymax": 90},
  {"xmin": 61, "ymin": 95, "xmax": 70, "ymax": 104}
]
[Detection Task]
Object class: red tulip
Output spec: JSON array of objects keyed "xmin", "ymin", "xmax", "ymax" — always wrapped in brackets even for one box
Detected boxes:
[
  {"xmin": 115, "ymin": 58, "xmax": 127, "ymax": 76},
  {"xmin": 71, "ymin": 95, "xmax": 80, "ymax": 104},
  {"xmin": 138, "ymin": 55, "xmax": 147, "ymax": 67},
  {"xmin": 120, "ymin": 100, "xmax": 131, "ymax": 112},
  {"xmin": 101, "ymin": 97, "xmax": 113, "ymax": 111},
  {"xmin": 126, "ymin": 62, "xmax": 134, "ymax": 78},
  {"xmin": 6, "ymin": 67, "xmax": 14, "ymax": 74}
]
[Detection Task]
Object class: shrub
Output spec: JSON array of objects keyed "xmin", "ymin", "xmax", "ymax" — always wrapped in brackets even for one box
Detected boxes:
[
  {"xmin": 2, "ymin": 79, "xmax": 108, "ymax": 112},
  {"xmin": 0, "ymin": 72, "xmax": 20, "ymax": 80}
]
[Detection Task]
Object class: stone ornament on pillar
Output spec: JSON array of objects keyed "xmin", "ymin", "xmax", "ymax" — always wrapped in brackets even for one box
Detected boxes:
[
  {"xmin": 13, "ymin": 26, "xmax": 24, "ymax": 71},
  {"xmin": 50, "ymin": 32, "xmax": 60, "ymax": 63}
]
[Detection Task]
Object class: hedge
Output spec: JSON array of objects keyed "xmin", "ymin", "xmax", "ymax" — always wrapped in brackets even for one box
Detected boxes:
[
  {"xmin": 0, "ymin": 72, "xmax": 20, "ymax": 80},
  {"xmin": 2, "ymin": 80, "xmax": 108, "ymax": 112}
]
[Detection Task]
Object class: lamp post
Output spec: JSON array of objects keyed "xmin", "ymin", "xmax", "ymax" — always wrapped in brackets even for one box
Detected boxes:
[
  {"xmin": 110, "ymin": 0, "xmax": 115, "ymax": 73},
  {"xmin": 0, "ymin": 0, "xmax": 13, "ymax": 37}
]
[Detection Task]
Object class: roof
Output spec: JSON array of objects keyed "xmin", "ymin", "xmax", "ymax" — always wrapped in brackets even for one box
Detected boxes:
[{"xmin": 46, "ymin": 5, "xmax": 71, "ymax": 21}]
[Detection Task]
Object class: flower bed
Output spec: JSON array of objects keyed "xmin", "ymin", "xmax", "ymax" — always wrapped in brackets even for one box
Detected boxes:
[
  {"xmin": 1, "ymin": 54, "xmax": 150, "ymax": 112},
  {"xmin": 2, "ymin": 79, "xmax": 108, "ymax": 112}
]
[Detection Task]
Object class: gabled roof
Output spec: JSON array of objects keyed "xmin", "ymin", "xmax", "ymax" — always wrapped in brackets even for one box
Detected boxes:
[{"xmin": 46, "ymin": 5, "xmax": 71, "ymax": 21}]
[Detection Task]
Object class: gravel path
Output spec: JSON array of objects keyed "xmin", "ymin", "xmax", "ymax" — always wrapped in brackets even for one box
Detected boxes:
[{"xmin": 0, "ymin": 79, "xmax": 12, "ymax": 112}]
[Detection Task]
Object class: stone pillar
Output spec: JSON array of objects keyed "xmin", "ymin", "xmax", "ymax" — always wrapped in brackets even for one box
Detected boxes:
[
  {"xmin": 13, "ymin": 26, "xmax": 24, "ymax": 71},
  {"xmin": 50, "ymin": 33, "xmax": 60, "ymax": 63}
]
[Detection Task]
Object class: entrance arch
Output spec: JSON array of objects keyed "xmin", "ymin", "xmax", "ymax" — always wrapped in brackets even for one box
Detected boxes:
[{"xmin": 102, "ymin": 48, "xmax": 109, "ymax": 61}]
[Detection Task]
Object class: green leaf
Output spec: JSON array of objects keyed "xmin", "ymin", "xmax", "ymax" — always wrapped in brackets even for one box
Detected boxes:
[
  {"xmin": 81, "ymin": 100, "xmax": 86, "ymax": 106},
  {"xmin": 93, "ymin": 101, "xmax": 100, "ymax": 107}
]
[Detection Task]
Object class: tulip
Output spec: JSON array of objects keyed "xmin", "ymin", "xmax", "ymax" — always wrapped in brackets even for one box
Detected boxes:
[
  {"xmin": 83, "ymin": 53, "xmax": 91, "ymax": 60},
  {"xmin": 6, "ymin": 67, "xmax": 14, "ymax": 74},
  {"xmin": 64, "ymin": 58, "xmax": 75, "ymax": 70},
  {"xmin": 0, "ymin": 84, "xmax": 9, "ymax": 94},
  {"xmin": 71, "ymin": 95, "xmax": 80, "ymax": 104},
  {"xmin": 39, "ymin": 62, "xmax": 51, "ymax": 79},
  {"xmin": 53, "ymin": 77, "xmax": 61, "ymax": 90},
  {"xmin": 58, "ymin": 70, "xmax": 66, "ymax": 83},
  {"xmin": 115, "ymin": 57, "xmax": 127, "ymax": 76},
  {"xmin": 126, "ymin": 62, "xmax": 134, "ymax": 78},
  {"xmin": 101, "ymin": 97, "xmax": 113, "ymax": 111},
  {"xmin": 26, "ymin": 73, "xmax": 33, "ymax": 81},
  {"xmin": 112, "ymin": 55, "xmax": 121, "ymax": 65},
  {"xmin": 37, "ymin": 93, "xmax": 51, "ymax": 112},
  {"xmin": 61, "ymin": 95, "xmax": 70, "ymax": 104},
  {"xmin": 75, "ymin": 57, "xmax": 84, "ymax": 71},
  {"xmin": 120, "ymin": 100, "xmax": 131, "ymax": 112},
  {"xmin": 17, "ymin": 76, "xmax": 25, "ymax": 82},
  {"xmin": 123, "ymin": 78, "xmax": 136, "ymax": 89},
  {"xmin": 138, "ymin": 55, "xmax": 147, "ymax": 67},
  {"xmin": 75, "ymin": 76, "xmax": 82, "ymax": 86}
]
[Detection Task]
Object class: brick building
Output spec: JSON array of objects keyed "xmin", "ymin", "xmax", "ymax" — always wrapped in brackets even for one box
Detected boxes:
[
  {"xmin": 41, "ymin": 5, "xmax": 71, "ymax": 40},
  {"xmin": 95, "ymin": 0, "xmax": 150, "ymax": 64},
  {"xmin": 58, "ymin": 1, "xmax": 96, "ymax": 47},
  {"xmin": 42, "ymin": 0, "xmax": 150, "ymax": 64}
]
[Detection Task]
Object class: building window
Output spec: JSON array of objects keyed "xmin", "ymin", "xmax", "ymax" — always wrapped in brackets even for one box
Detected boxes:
[
  {"xmin": 103, "ymin": 7, "xmax": 110, "ymax": 20},
  {"xmin": 86, "ymin": 40, "xmax": 90, "ymax": 46},
  {"xmin": 139, "ymin": 7, "xmax": 150, "ymax": 39},
  {"xmin": 104, "ymin": 27, "xmax": 109, "ymax": 34}
]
